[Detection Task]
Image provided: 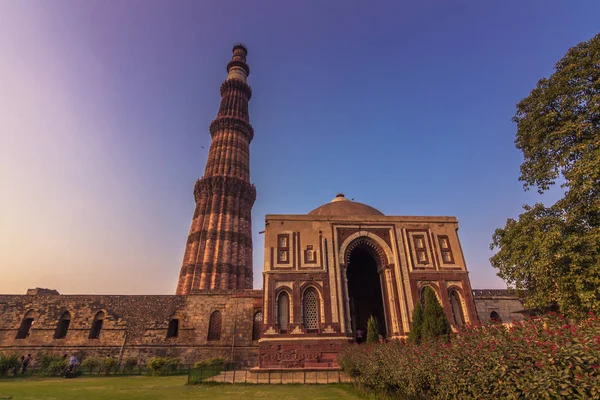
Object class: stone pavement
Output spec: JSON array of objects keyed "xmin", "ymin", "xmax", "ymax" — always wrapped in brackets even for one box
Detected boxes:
[{"xmin": 204, "ymin": 369, "xmax": 353, "ymax": 384}]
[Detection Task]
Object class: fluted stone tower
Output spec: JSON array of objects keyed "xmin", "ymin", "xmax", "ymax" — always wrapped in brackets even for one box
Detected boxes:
[{"xmin": 176, "ymin": 44, "xmax": 256, "ymax": 294}]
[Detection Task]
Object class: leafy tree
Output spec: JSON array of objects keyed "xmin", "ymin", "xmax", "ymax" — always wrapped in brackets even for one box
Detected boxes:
[
  {"xmin": 490, "ymin": 33, "xmax": 600, "ymax": 316},
  {"xmin": 408, "ymin": 302, "xmax": 424, "ymax": 344},
  {"xmin": 366, "ymin": 315, "xmax": 379, "ymax": 344},
  {"xmin": 421, "ymin": 287, "xmax": 452, "ymax": 341}
]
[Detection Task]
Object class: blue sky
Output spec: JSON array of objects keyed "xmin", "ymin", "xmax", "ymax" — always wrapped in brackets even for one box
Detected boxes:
[{"xmin": 1, "ymin": 1, "xmax": 599, "ymax": 294}]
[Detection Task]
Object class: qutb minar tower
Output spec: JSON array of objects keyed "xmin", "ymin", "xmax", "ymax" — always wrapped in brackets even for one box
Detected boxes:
[{"xmin": 176, "ymin": 44, "xmax": 256, "ymax": 294}]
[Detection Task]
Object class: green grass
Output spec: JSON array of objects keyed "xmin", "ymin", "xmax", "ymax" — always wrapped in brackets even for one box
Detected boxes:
[{"xmin": 0, "ymin": 375, "xmax": 363, "ymax": 399}]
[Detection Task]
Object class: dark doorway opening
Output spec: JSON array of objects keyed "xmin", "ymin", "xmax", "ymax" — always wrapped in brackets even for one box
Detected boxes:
[
  {"xmin": 347, "ymin": 243, "xmax": 386, "ymax": 337},
  {"xmin": 16, "ymin": 317, "xmax": 34, "ymax": 339},
  {"xmin": 54, "ymin": 312, "xmax": 71, "ymax": 339},
  {"xmin": 167, "ymin": 319, "xmax": 179, "ymax": 338}
]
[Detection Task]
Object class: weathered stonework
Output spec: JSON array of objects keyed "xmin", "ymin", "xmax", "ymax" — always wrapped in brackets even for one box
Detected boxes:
[
  {"xmin": 0, "ymin": 288, "xmax": 521, "ymax": 368},
  {"xmin": 473, "ymin": 289, "xmax": 525, "ymax": 323},
  {"xmin": 0, "ymin": 291, "xmax": 262, "ymax": 365}
]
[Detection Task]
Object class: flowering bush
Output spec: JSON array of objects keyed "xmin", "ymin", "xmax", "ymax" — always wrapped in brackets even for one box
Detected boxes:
[{"xmin": 338, "ymin": 314, "xmax": 600, "ymax": 399}]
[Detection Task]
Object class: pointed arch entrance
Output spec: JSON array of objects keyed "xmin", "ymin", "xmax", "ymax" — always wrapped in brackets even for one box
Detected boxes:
[{"xmin": 345, "ymin": 238, "xmax": 387, "ymax": 337}]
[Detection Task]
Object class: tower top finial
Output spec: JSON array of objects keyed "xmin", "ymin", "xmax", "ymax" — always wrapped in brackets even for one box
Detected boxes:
[
  {"xmin": 233, "ymin": 43, "xmax": 248, "ymax": 55},
  {"xmin": 227, "ymin": 43, "xmax": 250, "ymax": 82}
]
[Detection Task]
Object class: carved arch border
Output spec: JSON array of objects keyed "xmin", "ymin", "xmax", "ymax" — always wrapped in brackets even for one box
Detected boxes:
[
  {"xmin": 274, "ymin": 286, "xmax": 294, "ymax": 329},
  {"xmin": 446, "ymin": 284, "xmax": 471, "ymax": 325},
  {"xmin": 416, "ymin": 281, "xmax": 442, "ymax": 304},
  {"xmin": 299, "ymin": 282, "xmax": 325, "ymax": 325},
  {"xmin": 339, "ymin": 230, "xmax": 394, "ymax": 267}
]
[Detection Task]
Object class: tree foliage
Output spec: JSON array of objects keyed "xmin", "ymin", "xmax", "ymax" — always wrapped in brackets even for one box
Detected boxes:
[
  {"xmin": 408, "ymin": 302, "xmax": 424, "ymax": 344},
  {"xmin": 421, "ymin": 287, "xmax": 452, "ymax": 341},
  {"xmin": 366, "ymin": 315, "xmax": 379, "ymax": 345},
  {"xmin": 491, "ymin": 33, "xmax": 600, "ymax": 316}
]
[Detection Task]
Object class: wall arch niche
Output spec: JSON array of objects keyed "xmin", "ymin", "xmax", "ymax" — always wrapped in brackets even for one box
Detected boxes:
[
  {"xmin": 207, "ymin": 310, "xmax": 222, "ymax": 341},
  {"xmin": 15, "ymin": 310, "xmax": 35, "ymax": 339},
  {"xmin": 89, "ymin": 311, "xmax": 105, "ymax": 339},
  {"xmin": 252, "ymin": 311, "xmax": 263, "ymax": 340},
  {"xmin": 54, "ymin": 311, "xmax": 71, "ymax": 339},
  {"xmin": 302, "ymin": 287, "xmax": 320, "ymax": 332},
  {"xmin": 276, "ymin": 291, "xmax": 291, "ymax": 333},
  {"xmin": 449, "ymin": 289, "xmax": 465, "ymax": 327},
  {"xmin": 490, "ymin": 311, "xmax": 502, "ymax": 323}
]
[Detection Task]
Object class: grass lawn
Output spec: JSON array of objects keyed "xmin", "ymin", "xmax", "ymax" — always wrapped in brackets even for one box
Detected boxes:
[{"xmin": 0, "ymin": 375, "xmax": 363, "ymax": 399}]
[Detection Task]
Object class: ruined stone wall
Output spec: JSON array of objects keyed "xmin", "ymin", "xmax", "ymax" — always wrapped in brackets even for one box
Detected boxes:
[
  {"xmin": 0, "ymin": 291, "xmax": 262, "ymax": 365},
  {"xmin": 472, "ymin": 289, "xmax": 524, "ymax": 324}
]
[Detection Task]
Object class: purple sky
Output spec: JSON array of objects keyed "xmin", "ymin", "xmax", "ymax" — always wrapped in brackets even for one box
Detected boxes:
[{"xmin": 1, "ymin": 1, "xmax": 599, "ymax": 294}]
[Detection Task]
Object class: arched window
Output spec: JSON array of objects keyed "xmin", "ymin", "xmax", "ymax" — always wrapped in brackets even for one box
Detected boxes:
[
  {"xmin": 303, "ymin": 288, "xmax": 319, "ymax": 331},
  {"xmin": 252, "ymin": 311, "xmax": 262, "ymax": 341},
  {"xmin": 54, "ymin": 311, "xmax": 71, "ymax": 339},
  {"xmin": 449, "ymin": 290, "xmax": 465, "ymax": 327},
  {"xmin": 15, "ymin": 310, "xmax": 35, "ymax": 339},
  {"xmin": 207, "ymin": 310, "xmax": 222, "ymax": 341},
  {"xmin": 89, "ymin": 311, "xmax": 105, "ymax": 339},
  {"xmin": 490, "ymin": 311, "xmax": 502, "ymax": 323},
  {"xmin": 277, "ymin": 292, "xmax": 290, "ymax": 332},
  {"xmin": 167, "ymin": 319, "xmax": 179, "ymax": 338}
]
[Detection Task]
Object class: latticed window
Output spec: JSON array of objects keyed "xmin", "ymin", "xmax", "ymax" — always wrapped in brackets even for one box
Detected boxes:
[
  {"xmin": 277, "ymin": 292, "xmax": 290, "ymax": 331},
  {"xmin": 303, "ymin": 288, "xmax": 319, "ymax": 331},
  {"xmin": 207, "ymin": 310, "xmax": 222, "ymax": 341},
  {"xmin": 449, "ymin": 290, "xmax": 465, "ymax": 326},
  {"xmin": 252, "ymin": 311, "xmax": 262, "ymax": 340}
]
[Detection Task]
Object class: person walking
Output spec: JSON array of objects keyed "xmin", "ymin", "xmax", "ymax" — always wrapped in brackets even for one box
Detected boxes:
[
  {"xmin": 22, "ymin": 354, "xmax": 32, "ymax": 374},
  {"xmin": 68, "ymin": 354, "xmax": 79, "ymax": 373},
  {"xmin": 355, "ymin": 328, "xmax": 364, "ymax": 344}
]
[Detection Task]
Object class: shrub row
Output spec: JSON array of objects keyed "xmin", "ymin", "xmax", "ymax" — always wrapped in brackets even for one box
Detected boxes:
[
  {"xmin": 0, "ymin": 353, "xmax": 19, "ymax": 375},
  {"xmin": 193, "ymin": 357, "xmax": 225, "ymax": 369},
  {"xmin": 146, "ymin": 357, "xmax": 182, "ymax": 376},
  {"xmin": 80, "ymin": 356, "xmax": 136, "ymax": 374},
  {"xmin": 339, "ymin": 314, "xmax": 600, "ymax": 399},
  {"xmin": 2, "ymin": 353, "xmax": 226, "ymax": 377}
]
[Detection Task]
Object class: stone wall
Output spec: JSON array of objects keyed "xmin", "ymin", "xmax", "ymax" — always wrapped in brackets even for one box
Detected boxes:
[
  {"xmin": 472, "ymin": 289, "xmax": 525, "ymax": 324},
  {"xmin": 0, "ymin": 291, "xmax": 262, "ymax": 366}
]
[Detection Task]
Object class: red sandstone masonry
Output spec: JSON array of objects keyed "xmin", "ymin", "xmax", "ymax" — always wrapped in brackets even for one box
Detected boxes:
[{"xmin": 176, "ymin": 45, "xmax": 255, "ymax": 294}]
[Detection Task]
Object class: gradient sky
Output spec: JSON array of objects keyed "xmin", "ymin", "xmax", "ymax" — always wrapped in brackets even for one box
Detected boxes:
[{"xmin": 1, "ymin": 1, "xmax": 599, "ymax": 294}]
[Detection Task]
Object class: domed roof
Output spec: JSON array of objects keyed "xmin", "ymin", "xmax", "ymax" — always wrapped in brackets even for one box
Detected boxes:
[{"xmin": 308, "ymin": 194, "xmax": 384, "ymax": 216}]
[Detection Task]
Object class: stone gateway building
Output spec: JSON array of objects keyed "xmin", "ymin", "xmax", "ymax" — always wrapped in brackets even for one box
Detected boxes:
[{"xmin": 0, "ymin": 45, "xmax": 522, "ymax": 369}]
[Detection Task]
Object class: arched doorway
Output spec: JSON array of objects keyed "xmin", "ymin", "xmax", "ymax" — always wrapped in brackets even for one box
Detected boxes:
[{"xmin": 346, "ymin": 241, "xmax": 387, "ymax": 337}]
